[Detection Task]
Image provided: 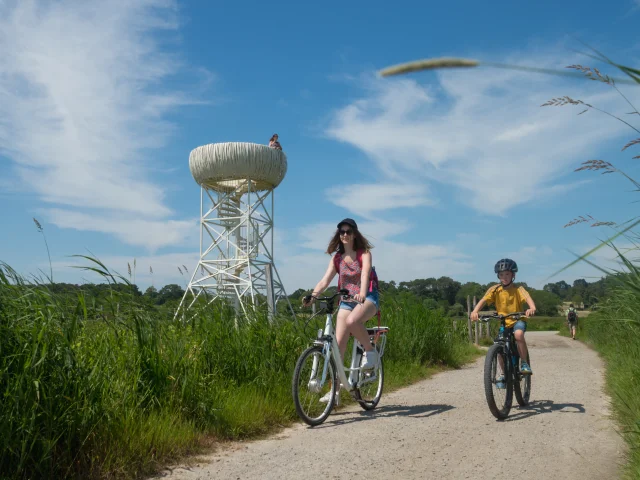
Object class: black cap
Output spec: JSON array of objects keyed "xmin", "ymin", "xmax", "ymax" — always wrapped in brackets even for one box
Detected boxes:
[{"xmin": 337, "ymin": 218, "xmax": 358, "ymax": 230}]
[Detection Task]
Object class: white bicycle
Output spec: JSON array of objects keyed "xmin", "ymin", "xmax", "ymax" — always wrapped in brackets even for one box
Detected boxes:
[{"xmin": 292, "ymin": 289, "xmax": 388, "ymax": 426}]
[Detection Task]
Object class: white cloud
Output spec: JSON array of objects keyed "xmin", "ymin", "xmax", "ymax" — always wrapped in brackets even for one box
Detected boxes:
[
  {"xmin": 46, "ymin": 208, "xmax": 198, "ymax": 251},
  {"xmin": 505, "ymin": 245, "xmax": 554, "ymax": 265},
  {"xmin": 0, "ymin": 0, "xmax": 206, "ymax": 249},
  {"xmin": 325, "ymin": 183, "xmax": 435, "ymax": 218},
  {"xmin": 274, "ymin": 221, "xmax": 472, "ymax": 292},
  {"xmin": 526, "ymin": 240, "xmax": 638, "ymax": 288},
  {"xmin": 326, "ymin": 53, "xmax": 637, "ymax": 216}
]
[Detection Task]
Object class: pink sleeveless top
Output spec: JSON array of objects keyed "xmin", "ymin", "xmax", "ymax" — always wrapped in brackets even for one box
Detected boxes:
[{"xmin": 338, "ymin": 255, "xmax": 362, "ymax": 298}]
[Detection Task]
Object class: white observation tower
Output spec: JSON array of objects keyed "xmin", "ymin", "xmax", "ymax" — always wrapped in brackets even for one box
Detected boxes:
[{"xmin": 178, "ymin": 142, "xmax": 292, "ymax": 317}]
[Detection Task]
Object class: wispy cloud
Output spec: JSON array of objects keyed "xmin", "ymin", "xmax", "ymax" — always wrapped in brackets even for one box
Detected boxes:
[
  {"xmin": 46, "ymin": 209, "xmax": 197, "ymax": 251},
  {"xmin": 505, "ymin": 245, "xmax": 554, "ymax": 265},
  {"xmin": 325, "ymin": 51, "xmax": 636, "ymax": 216},
  {"xmin": 0, "ymin": 0, "xmax": 206, "ymax": 249},
  {"xmin": 275, "ymin": 220, "xmax": 472, "ymax": 291},
  {"xmin": 325, "ymin": 183, "xmax": 435, "ymax": 218}
]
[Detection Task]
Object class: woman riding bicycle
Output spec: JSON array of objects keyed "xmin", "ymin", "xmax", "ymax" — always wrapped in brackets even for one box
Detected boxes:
[{"xmin": 302, "ymin": 218, "xmax": 380, "ymax": 370}]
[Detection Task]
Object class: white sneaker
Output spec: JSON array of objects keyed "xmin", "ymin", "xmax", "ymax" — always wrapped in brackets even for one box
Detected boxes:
[
  {"xmin": 319, "ymin": 391, "xmax": 340, "ymax": 406},
  {"xmin": 360, "ymin": 350, "xmax": 378, "ymax": 370}
]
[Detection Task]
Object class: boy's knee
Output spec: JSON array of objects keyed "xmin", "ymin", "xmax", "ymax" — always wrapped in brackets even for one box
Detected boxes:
[{"xmin": 514, "ymin": 330, "xmax": 525, "ymax": 341}]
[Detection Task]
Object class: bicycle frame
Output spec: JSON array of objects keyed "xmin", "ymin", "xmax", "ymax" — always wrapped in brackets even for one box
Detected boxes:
[
  {"xmin": 304, "ymin": 289, "xmax": 385, "ymax": 394},
  {"xmin": 483, "ymin": 313, "xmax": 525, "ymax": 378},
  {"xmin": 311, "ymin": 309, "xmax": 380, "ymax": 392}
]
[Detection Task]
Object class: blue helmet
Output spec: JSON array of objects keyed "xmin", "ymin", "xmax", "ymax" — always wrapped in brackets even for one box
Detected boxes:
[{"xmin": 494, "ymin": 258, "xmax": 518, "ymax": 275}]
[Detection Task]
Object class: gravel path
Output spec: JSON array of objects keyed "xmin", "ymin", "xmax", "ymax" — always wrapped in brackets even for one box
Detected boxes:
[{"xmin": 154, "ymin": 332, "xmax": 625, "ymax": 480}]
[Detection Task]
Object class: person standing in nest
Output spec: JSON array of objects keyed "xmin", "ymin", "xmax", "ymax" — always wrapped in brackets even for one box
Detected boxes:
[
  {"xmin": 268, "ymin": 133, "xmax": 282, "ymax": 150},
  {"xmin": 302, "ymin": 218, "xmax": 380, "ymax": 373}
]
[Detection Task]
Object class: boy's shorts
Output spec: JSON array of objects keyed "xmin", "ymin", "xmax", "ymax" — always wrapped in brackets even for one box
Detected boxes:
[{"xmin": 512, "ymin": 320, "xmax": 527, "ymax": 332}]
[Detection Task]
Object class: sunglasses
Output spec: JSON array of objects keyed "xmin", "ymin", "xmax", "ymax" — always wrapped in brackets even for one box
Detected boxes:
[{"xmin": 339, "ymin": 229, "xmax": 353, "ymax": 236}]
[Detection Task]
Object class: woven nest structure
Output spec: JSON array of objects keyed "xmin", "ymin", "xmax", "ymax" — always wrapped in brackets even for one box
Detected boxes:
[{"xmin": 189, "ymin": 142, "xmax": 288, "ymax": 193}]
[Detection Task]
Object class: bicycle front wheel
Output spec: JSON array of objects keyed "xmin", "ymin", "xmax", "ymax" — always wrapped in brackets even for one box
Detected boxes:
[
  {"xmin": 514, "ymin": 354, "xmax": 531, "ymax": 407},
  {"xmin": 484, "ymin": 343, "xmax": 513, "ymax": 420},
  {"xmin": 292, "ymin": 345, "xmax": 338, "ymax": 426},
  {"xmin": 355, "ymin": 356, "xmax": 384, "ymax": 410}
]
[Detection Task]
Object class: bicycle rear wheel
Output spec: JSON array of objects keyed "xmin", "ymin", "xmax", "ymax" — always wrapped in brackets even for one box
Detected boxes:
[
  {"xmin": 484, "ymin": 343, "xmax": 512, "ymax": 420},
  {"xmin": 514, "ymin": 354, "xmax": 531, "ymax": 407},
  {"xmin": 292, "ymin": 345, "xmax": 337, "ymax": 426},
  {"xmin": 355, "ymin": 355, "xmax": 384, "ymax": 410}
]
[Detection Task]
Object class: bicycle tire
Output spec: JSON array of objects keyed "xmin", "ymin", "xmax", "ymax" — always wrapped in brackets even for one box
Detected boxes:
[
  {"xmin": 292, "ymin": 345, "xmax": 337, "ymax": 426},
  {"xmin": 484, "ymin": 343, "xmax": 513, "ymax": 420},
  {"xmin": 355, "ymin": 356, "xmax": 384, "ymax": 410},
  {"xmin": 514, "ymin": 354, "xmax": 531, "ymax": 407}
]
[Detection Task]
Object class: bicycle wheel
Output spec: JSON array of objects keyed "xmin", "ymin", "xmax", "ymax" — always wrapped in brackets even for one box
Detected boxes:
[
  {"xmin": 484, "ymin": 343, "xmax": 513, "ymax": 420},
  {"xmin": 514, "ymin": 354, "xmax": 531, "ymax": 407},
  {"xmin": 355, "ymin": 355, "xmax": 384, "ymax": 411},
  {"xmin": 292, "ymin": 345, "xmax": 338, "ymax": 426}
]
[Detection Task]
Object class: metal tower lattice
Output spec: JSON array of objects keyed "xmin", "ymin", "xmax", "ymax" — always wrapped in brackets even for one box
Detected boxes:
[{"xmin": 177, "ymin": 142, "xmax": 291, "ymax": 317}]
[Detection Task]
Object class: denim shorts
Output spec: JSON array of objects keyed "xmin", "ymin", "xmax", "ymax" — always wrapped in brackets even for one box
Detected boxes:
[
  {"xmin": 512, "ymin": 320, "xmax": 527, "ymax": 333},
  {"xmin": 339, "ymin": 289, "xmax": 379, "ymax": 311}
]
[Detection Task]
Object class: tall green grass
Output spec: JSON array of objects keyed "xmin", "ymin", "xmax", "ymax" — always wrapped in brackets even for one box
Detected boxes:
[
  {"xmin": 579, "ymin": 279, "xmax": 640, "ymax": 479},
  {"xmin": 0, "ymin": 259, "xmax": 476, "ymax": 479}
]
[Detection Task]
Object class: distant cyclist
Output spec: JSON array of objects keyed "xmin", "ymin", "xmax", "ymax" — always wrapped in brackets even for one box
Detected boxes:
[
  {"xmin": 566, "ymin": 303, "xmax": 578, "ymax": 340},
  {"xmin": 470, "ymin": 258, "xmax": 537, "ymax": 387}
]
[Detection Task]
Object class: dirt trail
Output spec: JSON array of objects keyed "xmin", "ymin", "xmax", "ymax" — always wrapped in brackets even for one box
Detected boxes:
[{"xmin": 154, "ymin": 332, "xmax": 625, "ymax": 480}]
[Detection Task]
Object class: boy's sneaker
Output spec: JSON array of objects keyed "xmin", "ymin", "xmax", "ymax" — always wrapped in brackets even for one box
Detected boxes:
[
  {"xmin": 360, "ymin": 350, "xmax": 378, "ymax": 370},
  {"xmin": 520, "ymin": 362, "xmax": 532, "ymax": 375},
  {"xmin": 495, "ymin": 375, "xmax": 506, "ymax": 389}
]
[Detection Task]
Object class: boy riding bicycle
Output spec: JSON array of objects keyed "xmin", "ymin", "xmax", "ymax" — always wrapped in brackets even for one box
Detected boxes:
[{"xmin": 470, "ymin": 259, "xmax": 537, "ymax": 385}]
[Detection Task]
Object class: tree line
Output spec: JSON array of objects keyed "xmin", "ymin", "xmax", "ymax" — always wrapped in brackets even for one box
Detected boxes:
[
  {"xmin": 43, "ymin": 275, "xmax": 611, "ymax": 317},
  {"xmin": 289, "ymin": 276, "xmax": 611, "ymax": 317}
]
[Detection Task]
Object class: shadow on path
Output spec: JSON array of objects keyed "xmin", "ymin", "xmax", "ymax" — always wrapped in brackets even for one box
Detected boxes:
[
  {"xmin": 314, "ymin": 403, "xmax": 455, "ymax": 428},
  {"xmin": 504, "ymin": 399, "xmax": 585, "ymax": 422}
]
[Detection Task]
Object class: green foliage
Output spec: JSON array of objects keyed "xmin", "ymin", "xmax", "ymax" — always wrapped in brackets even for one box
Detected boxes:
[
  {"xmin": 580, "ymin": 282, "xmax": 640, "ymax": 479},
  {"xmin": 543, "ymin": 278, "xmax": 607, "ymax": 305},
  {"xmin": 455, "ymin": 281, "xmax": 485, "ymax": 307},
  {"xmin": 528, "ymin": 289, "xmax": 562, "ymax": 316},
  {"xmin": 0, "ymin": 259, "xmax": 475, "ymax": 479}
]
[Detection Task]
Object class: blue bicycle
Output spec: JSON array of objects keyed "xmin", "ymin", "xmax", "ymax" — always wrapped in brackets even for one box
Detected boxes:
[{"xmin": 480, "ymin": 312, "xmax": 531, "ymax": 419}]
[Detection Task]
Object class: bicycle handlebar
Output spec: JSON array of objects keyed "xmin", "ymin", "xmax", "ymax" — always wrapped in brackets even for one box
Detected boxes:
[
  {"xmin": 479, "ymin": 311, "xmax": 527, "ymax": 322},
  {"xmin": 302, "ymin": 288, "xmax": 352, "ymax": 306}
]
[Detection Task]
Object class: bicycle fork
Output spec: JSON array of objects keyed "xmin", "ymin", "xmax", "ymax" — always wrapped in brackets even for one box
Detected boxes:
[{"xmin": 308, "ymin": 314, "xmax": 338, "ymax": 391}]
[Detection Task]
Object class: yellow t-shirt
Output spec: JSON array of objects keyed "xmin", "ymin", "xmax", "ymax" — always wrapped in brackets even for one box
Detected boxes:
[{"xmin": 482, "ymin": 284, "xmax": 531, "ymax": 327}]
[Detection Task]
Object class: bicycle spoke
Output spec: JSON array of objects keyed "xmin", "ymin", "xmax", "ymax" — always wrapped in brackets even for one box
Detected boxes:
[{"xmin": 292, "ymin": 346, "xmax": 336, "ymax": 426}]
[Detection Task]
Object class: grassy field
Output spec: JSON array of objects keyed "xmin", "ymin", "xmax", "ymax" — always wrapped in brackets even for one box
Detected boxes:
[
  {"xmin": 0, "ymin": 262, "xmax": 481, "ymax": 479},
  {"xmin": 526, "ymin": 316, "xmax": 569, "ymax": 331},
  {"xmin": 576, "ymin": 287, "xmax": 640, "ymax": 479}
]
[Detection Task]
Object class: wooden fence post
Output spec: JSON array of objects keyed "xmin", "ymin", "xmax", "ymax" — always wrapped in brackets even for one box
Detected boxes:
[
  {"xmin": 473, "ymin": 295, "xmax": 479, "ymax": 345},
  {"xmin": 466, "ymin": 295, "xmax": 473, "ymax": 343}
]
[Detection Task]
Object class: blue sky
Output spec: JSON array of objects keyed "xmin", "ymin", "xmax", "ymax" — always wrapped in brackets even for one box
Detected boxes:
[{"xmin": 2, "ymin": 0, "xmax": 640, "ymax": 293}]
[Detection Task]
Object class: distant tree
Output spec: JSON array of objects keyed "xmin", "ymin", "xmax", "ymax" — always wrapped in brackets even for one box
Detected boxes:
[
  {"xmin": 455, "ymin": 282, "xmax": 486, "ymax": 307},
  {"xmin": 288, "ymin": 288, "xmax": 307, "ymax": 299},
  {"xmin": 156, "ymin": 284, "xmax": 185, "ymax": 305},
  {"xmin": 378, "ymin": 280, "xmax": 397, "ymax": 294},
  {"xmin": 144, "ymin": 286, "xmax": 159, "ymax": 301},
  {"xmin": 449, "ymin": 303, "xmax": 465, "ymax": 317},
  {"xmin": 529, "ymin": 289, "xmax": 562, "ymax": 316},
  {"xmin": 435, "ymin": 276, "xmax": 461, "ymax": 305},
  {"xmin": 399, "ymin": 278, "xmax": 438, "ymax": 300}
]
